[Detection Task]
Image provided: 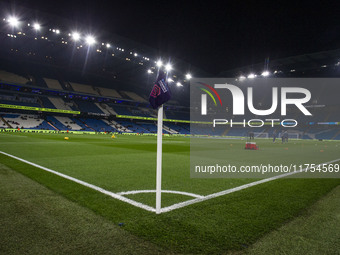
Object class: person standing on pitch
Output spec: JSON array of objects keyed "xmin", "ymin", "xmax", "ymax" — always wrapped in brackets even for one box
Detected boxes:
[
  {"xmin": 273, "ymin": 129, "xmax": 277, "ymax": 143},
  {"xmin": 282, "ymin": 130, "xmax": 288, "ymax": 143},
  {"xmin": 249, "ymin": 131, "xmax": 254, "ymax": 140},
  {"xmin": 284, "ymin": 131, "xmax": 289, "ymax": 143}
]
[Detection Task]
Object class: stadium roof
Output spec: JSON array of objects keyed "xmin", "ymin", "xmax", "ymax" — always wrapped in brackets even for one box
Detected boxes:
[
  {"xmin": 0, "ymin": 2, "xmax": 209, "ymax": 93},
  {"xmin": 2, "ymin": 1, "xmax": 339, "ymax": 74},
  {"xmin": 0, "ymin": 0, "xmax": 339, "ymax": 103},
  {"xmin": 219, "ymin": 49, "xmax": 340, "ymax": 78}
]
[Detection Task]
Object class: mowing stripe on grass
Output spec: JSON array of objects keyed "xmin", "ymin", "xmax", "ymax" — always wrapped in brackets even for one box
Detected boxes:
[
  {"xmin": 1, "ymin": 150, "xmax": 339, "ymax": 214},
  {"xmin": 0, "ymin": 133, "xmax": 28, "ymax": 137},
  {"xmin": 160, "ymin": 158, "xmax": 340, "ymax": 213},
  {"xmin": 0, "ymin": 151, "xmax": 156, "ymax": 213}
]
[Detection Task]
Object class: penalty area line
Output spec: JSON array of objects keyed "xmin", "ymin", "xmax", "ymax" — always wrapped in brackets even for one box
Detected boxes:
[{"xmin": 0, "ymin": 151, "xmax": 156, "ymax": 213}]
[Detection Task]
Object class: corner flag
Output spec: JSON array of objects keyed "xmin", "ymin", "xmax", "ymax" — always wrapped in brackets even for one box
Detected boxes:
[
  {"xmin": 149, "ymin": 70, "xmax": 172, "ymax": 214},
  {"xmin": 149, "ymin": 70, "xmax": 171, "ymax": 109}
]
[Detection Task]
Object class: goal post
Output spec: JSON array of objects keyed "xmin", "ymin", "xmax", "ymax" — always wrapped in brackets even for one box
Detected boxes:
[
  {"xmin": 254, "ymin": 132, "xmax": 269, "ymax": 138},
  {"xmin": 278, "ymin": 132, "xmax": 300, "ymax": 139}
]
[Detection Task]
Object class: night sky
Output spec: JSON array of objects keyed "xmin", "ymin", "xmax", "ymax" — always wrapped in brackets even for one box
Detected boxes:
[{"xmin": 5, "ymin": 0, "xmax": 340, "ymax": 74}]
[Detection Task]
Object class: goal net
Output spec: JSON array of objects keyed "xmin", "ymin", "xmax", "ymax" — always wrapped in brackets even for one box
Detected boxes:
[
  {"xmin": 278, "ymin": 132, "xmax": 300, "ymax": 139},
  {"xmin": 254, "ymin": 132, "xmax": 269, "ymax": 138}
]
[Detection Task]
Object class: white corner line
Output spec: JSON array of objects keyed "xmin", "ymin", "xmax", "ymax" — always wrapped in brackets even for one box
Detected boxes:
[
  {"xmin": 117, "ymin": 189, "xmax": 204, "ymax": 199},
  {"xmin": 1, "ymin": 150, "xmax": 339, "ymax": 214},
  {"xmin": 160, "ymin": 158, "xmax": 340, "ymax": 213},
  {"xmin": 0, "ymin": 151, "xmax": 156, "ymax": 213}
]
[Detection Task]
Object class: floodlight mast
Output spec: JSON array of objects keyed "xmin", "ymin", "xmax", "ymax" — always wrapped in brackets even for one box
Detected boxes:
[
  {"xmin": 85, "ymin": 35, "xmax": 95, "ymax": 45},
  {"xmin": 8, "ymin": 17, "xmax": 19, "ymax": 27},
  {"xmin": 33, "ymin": 23, "xmax": 41, "ymax": 30},
  {"xmin": 72, "ymin": 32, "xmax": 81, "ymax": 41},
  {"xmin": 165, "ymin": 63, "xmax": 172, "ymax": 72},
  {"xmin": 156, "ymin": 60, "xmax": 163, "ymax": 67}
]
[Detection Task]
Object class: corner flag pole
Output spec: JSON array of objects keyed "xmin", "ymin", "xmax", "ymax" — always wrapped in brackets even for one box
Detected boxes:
[{"xmin": 156, "ymin": 105, "xmax": 163, "ymax": 214}]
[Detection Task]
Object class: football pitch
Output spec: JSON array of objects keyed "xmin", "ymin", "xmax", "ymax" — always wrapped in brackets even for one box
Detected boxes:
[{"xmin": 1, "ymin": 132, "xmax": 339, "ymax": 254}]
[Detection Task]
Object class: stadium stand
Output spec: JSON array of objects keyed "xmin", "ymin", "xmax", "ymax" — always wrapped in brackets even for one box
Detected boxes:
[
  {"xmin": 44, "ymin": 78, "xmax": 63, "ymax": 90},
  {"xmin": 0, "ymin": 95, "xmax": 41, "ymax": 108},
  {"xmin": 115, "ymin": 119, "xmax": 147, "ymax": 133},
  {"xmin": 48, "ymin": 97, "xmax": 73, "ymax": 110},
  {"xmin": 0, "ymin": 120, "xmax": 8, "ymax": 128},
  {"xmin": 75, "ymin": 100, "xmax": 104, "ymax": 114},
  {"xmin": 32, "ymin": 76, "xmax": 48, "ymax": 88},
  {"xmin": 0, "ymin": 70, "xmax": 29, "ymax": 84},
  {"xmin": 79, "ymin": 118, "xmax": 114, "ymax": 132},
  {"xmin": 3, "ymin": 113, "xmax": 45, "ymax": 129},
  {"xmin": 165, "ymin": 110, "xmax": 189, "ymax": 121},
  {"xmin": 130, "ymin": 107, "xmax": 153, "ymax": 117},
  {"xmin": 165, "ymin": 122, "xmax": 190, "ymax": 134},
  {"xmin": 54, "ymin": 116, "xmax": 82, "ymax": 130},
  {"xmin": 163, "ymin": 124, "xmax": 179, "ymax": 134},
  {"xmin": 70, "ymin": 82, "xmax": 100, "ymax": 95},
  {"xmin": 70, "ymin": 118, "xmax": 93, "ymax": 131},
  {"xmin": 0, "ymin": 12, "xmax": 339, "ymax": 139},
  {"xmin": 110, "ymin": 104, "xmax": 133, "ymax": 115},
  {"xmin": 94, "ymin": 103, "xmax": 116, "ymax": 115},
  {"xmin": 0, "ymin": 114, "xmax": 11, "ymax": 128},
  {"xmin": 121, "ymin": 91, "xmax": 148, "ymax": 102},
  {"xmin": 40, "ymin": 97, "xmax": 57, "ymax": 108},
  {"xmin": 102, "ymin": 119, "xmax": 132, "ymax": 132},
  {"xmin": 45, "ymin": 116, "xmax": 69, "ymax": 130},
  {"xmin": 97, "ymin": 87, "xmax": 122, "ymax": 98}
]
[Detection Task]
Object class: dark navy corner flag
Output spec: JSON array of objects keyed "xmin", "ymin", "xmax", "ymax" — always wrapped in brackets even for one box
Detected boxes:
[{"xmin": 149, "ymin": 70, "xmax": 172, "ymax": 109}]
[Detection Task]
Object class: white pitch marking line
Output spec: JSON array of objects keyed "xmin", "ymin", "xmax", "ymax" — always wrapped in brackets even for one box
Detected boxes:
[
  {"xmin": 0, "ymin": 133, "xmax": 28, "ymax": 137},
  {"xmin": 0, "ymin": 151, "xmax": 156, "ymax": 213},
  {"xmin": 2, "ymin": 150, "xmax": 339, "ymax": 214},
  {"xmin": 117, "ymin": 190, "xmax": 204, "ymax": 199},
  {"xmin": 160, "ymin": 158, "xmax": 340, "ymax": 213}
]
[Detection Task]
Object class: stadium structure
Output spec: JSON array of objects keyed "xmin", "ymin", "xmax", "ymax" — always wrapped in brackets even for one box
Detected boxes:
[
  {"xmin": 1, "ymin": 4, "xmax": 340, "ymax": 255},
  {"xmin": 0, "ymin": 4, "xmax": 209, "ymax": 136},
  {"xmin": 1, "ymin": 9, "xmax": 340, "ymax": 140}
]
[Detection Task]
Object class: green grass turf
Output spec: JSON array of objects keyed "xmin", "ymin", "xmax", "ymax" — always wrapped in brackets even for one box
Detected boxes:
[
  {"xmin": 0, "ymin": 132, "xmax": 339, "ymax": 254},
  {"xmin": 0, "ymin": 162, "xmax": 166, "ymax": 255},
  {"xmin": 245, "ymin": 185, "xmax": 340, "ymax": 255}
]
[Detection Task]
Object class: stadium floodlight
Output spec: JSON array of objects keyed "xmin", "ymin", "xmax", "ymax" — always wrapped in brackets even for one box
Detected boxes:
[
  {"xmin": 261, "ymin": 71, "xmax": 270, "ymax": 77},
  {"xmin": 147, "ymin": 69, "xmax": 153, "ymax": 74},
  {"xmin": 134, "ymin": 53, "xmax": 138, "ymax": 57},
  {"xmin": 185, "ymin": 73, "xmax": 192, "ymax": 80},
  {"xmin": 156, "ymin": 60, "xmax": 163, "ymax": 67},
  {"xmin": 167, "ymin": 78, "xmax": 174, "ymax": 83},
  {"xmin": 176, "ymin": 82, "xmax": 183, "ymax": 87},
  {"xmin": 8, "ymin": 16, "xmax": 19, "ymax": 27},
  {"xmin": 33, "ymin": 23, "xmax": 41, "ymax": 30},
  {"xmin": 247, "ymin": 73, "xmax": 256, "ymax": 79},
  {"xmin": 85, "ymin": 35, "xmax": 96, "ymax": 45},
  {"xmin": 55, "ymin": 29, "xmax": 60, "ymax": 34},
  {"xmin": 106, "ymin": 43, "xmax": 111, "ymax": 48},
  {"xmin": 165, "ymin": 63, "xmax": 172, "ymax": 72},
  {"xmin": 71, "ymin": 32, "xmax": 81, "ymax": 41}
]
